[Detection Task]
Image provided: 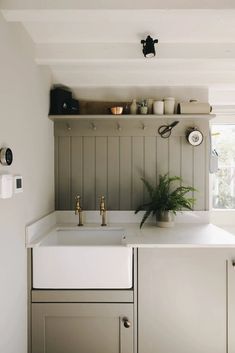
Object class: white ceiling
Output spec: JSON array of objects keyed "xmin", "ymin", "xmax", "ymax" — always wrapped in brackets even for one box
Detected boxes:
[
  {"xmin": 2, "ymin": 4, "xmax": 235, "ymax": 91},
  {"xmin": 1, "ymin": 0, "xmax": 235, "ymax": 10},
  {"xmin": 4, "ymin": 10, "xmax": 235, "ymax": 43}
]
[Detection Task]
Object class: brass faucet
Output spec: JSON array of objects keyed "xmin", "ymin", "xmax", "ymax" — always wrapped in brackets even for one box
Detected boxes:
[
  {"xmin": 75, "ymin": 195, "xmax": 83, "ymax": 226},
  {"xmin": 100, "ymin": 196, "xmax": 107, "ymax": 226}
]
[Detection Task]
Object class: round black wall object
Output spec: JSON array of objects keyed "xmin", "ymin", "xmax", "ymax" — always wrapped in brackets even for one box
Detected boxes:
[
  {"xmin": 186, "ymin": 128, "xmax": 203, "ymax": 146},
  {"xmin": 0, "ymin": 148, "xmax": 13, "ymax": 166}
]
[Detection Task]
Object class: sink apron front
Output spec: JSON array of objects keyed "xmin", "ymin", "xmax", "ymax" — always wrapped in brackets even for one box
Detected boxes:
[{"xmin": 33, "ymin": 246, "xmax": 133, "ymax": 289}]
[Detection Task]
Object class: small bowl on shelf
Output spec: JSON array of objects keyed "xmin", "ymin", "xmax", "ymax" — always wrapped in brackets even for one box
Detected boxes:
[{"xmin": 110, "ymin": 106, "xmax": 123, "ymax": 115}]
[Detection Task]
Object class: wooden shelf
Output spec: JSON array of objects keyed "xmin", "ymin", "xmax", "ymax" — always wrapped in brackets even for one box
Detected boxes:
[{"xmin": 49, "ymin": 114, "xmax": 216, "ymax": 122}]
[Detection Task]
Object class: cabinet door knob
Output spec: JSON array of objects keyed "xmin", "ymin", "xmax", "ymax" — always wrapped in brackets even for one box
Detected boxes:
[
  {"xmin": 232, "ymin": 260, "xmax": 235, "ymax": 267},
  {"xmin": 122, "ymin": 317, "xmax": 131, "ymax": 328}
]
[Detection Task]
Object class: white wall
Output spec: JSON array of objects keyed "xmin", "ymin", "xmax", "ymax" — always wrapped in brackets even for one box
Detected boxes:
[
  {"xmin": 0, "ymin": 14, "xmax": 54, "ymax": 353},
  {"xmin": 72, "ymin": 86, "xmax": 208, "ymax": 102}
]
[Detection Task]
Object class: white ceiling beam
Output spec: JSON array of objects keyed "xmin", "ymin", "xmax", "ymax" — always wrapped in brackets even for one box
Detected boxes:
[
  {"xmin": 48, "ymin": 61, "xmax": 235, "ymax": 73},
  {"xmin": 1, "ymin": 0, "xmax": 235, "ymax": 10},
  {"xmin": 35, "ymin": 43, "xmax": 235, "ymax": 64}
]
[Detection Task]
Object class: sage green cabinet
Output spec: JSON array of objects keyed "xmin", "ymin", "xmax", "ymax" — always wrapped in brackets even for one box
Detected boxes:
[
  {"xmin": 138, "ymin": 248, "xmax": 229, "ymax": 353},
  {"xmin": 32, "ymin": 303, "xmax": 133, "ymax": 353}
]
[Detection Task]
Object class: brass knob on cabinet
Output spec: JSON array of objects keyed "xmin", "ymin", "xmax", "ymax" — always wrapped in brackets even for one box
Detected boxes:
[{"xmin": 122, "ymin": 317, "xmax": 131, "ymax": 328}]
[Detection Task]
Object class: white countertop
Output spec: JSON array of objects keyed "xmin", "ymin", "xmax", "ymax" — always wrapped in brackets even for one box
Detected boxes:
[
  {"xmin": 121, "ymin": 223, "xmax": 235, "ymax": 247},
  {"xmin": 26, "ymin": 211, "xmax": 235, "ymax": 248}
]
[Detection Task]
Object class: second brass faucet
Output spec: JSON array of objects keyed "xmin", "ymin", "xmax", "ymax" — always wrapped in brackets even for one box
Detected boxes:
[
  {"xmin": 100, "ymin": 196, "xmax": 107, "ymax": 226},
  {"xmin": 75, "ymin": 195, "xmax": 83, "ymax": 226}
]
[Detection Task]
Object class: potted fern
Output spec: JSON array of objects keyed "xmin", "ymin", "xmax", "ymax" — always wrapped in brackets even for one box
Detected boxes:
[{"xmin": 135, "ymin": 174, "xmax": 196, "ymax": 228}]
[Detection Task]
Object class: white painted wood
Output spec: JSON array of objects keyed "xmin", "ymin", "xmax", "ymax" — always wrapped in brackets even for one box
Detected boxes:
[
  {"xmin": 34, "ymin": 43, "xmax": 235, "ymax": 62},
  {"xmin": 3, "ymin": 7, "xmax": 235, "ymax": 87},
  {"xmin": 138, "ymin": 248, "xmax": 227, "ymax": 353},
  {"xmin": 2, "ymin": 2, "xmax": 234, "ymax": 11},
  {"xmin": 48, "ymin": 61, "xmax": 235, "ymax": 73}
]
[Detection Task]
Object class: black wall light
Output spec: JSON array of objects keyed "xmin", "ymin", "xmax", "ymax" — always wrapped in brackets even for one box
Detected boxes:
[{"xmin": 141, "ymin": 35, "xmax": 158, "ymax": 58}]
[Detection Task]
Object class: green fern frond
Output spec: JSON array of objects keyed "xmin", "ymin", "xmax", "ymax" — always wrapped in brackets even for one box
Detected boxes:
[{"xmin": 135, "ymin": 173, "xmax": 196, "ymax": 228}]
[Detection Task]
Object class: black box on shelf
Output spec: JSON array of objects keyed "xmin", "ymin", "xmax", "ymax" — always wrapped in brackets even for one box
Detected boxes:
[
  {"xmin": 49, "ymin": 86, "xmax": 79, "ymax": 115},
  {"xmin": 70, "ymin": 98, "xmax": 80, "ymax": 115}
]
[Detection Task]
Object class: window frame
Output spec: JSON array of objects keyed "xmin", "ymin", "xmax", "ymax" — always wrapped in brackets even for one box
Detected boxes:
[{"xmin": 210, "ymin": 115, "xmax": 235, "ymax": 225}]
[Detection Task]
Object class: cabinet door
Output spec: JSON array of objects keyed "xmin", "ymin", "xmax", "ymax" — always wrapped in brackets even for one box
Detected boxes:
[
  {"xmin": 228, "ymin": 254, "xmax": 235, "ymax": 353},
  {"xmin": 138, "ymin": 248, "xmax": 227, "ymax": 353},
  {"xmin": 32, "ymin": 303, "xmax": 133, "ymax": 353}
]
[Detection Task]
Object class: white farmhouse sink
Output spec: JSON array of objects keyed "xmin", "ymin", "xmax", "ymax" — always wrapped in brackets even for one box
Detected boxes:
[
  {"xmin": 39, "ymin": 227, "xmax": 126, "ymax": 246},
  {"xmin": 32, "ymin": 227, "xmax": 132, "ymax": 289}
]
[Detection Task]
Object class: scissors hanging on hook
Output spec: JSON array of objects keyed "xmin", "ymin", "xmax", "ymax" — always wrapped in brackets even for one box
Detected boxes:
[{"xmin": 158, "ymin": 121, "xmax": 179, "ymax": 138}]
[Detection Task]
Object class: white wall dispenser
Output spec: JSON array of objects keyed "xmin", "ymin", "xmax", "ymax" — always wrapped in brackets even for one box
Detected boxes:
[{"xmin": 0, "ymin": 174, "xmax": 13, "ymax": 199}]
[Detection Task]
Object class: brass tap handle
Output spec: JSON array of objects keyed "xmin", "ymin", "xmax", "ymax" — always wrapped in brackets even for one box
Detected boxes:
[
  {"xmin": 100, "ymin": 196, "xmax": 106, "ymax": 214},
  {"xmin": 100, "ymin": 196, "xmax": 107, "ymax": 226},
  {"xmin": 75, "ymin": 195, "xmax": 81, "ymax": 212},
  {"xmin": 75, "ymin": 195, "xmax": 83, "ymax": 226}
]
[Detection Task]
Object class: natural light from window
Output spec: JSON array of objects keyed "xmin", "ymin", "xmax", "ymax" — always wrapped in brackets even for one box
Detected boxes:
[{"xmin": 212, "ymin": 124, "xmax": 235, "ymax": 209}]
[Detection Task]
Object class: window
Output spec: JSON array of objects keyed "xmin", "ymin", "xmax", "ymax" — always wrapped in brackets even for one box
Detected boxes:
[{"xmin": 212, "ymin": 124, "xmax": 235, "ymax": 209}]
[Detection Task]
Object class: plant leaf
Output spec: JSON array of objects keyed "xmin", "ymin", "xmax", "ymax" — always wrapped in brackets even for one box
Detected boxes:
[
  {"xmin": 135, "ymin": 173, "xmax": 197, "ymax": 224},
  {"xmin": 140, "ymin": 209, "xmax": 152, "ymax": 228},
  {"xmin": 141, "ymin": 178, "xmax": 154, "ymax": 197}
]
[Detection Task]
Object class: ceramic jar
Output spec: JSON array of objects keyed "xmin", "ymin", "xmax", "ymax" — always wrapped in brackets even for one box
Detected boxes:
[
  {"xmin": 153, "ymin": 100, "xmax": 164, "ymax": 115},
  {"xmin": 164, "ymin": 97, "xmax": 175, "ymax": 115},
  {"xmin": 130, "ymin": 99, "xmax": 137, "ymax": 115}
]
